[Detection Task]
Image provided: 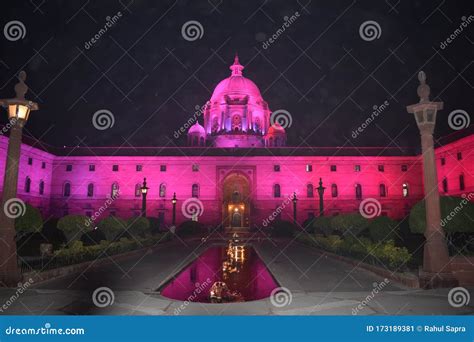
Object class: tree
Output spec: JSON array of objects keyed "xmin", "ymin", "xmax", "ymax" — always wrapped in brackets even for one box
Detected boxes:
[
  {"xmin": 14, "ymin": 203, "xmax": 43, "ymax": 240},
  {"xmin": 98, "ymin": 216, "xmax": 127, "ymax": 241},
  {"xmin": 126, "ymin": 217, "xmax": 150, "ymax": 238},
  {"xmin": 57, "ymin": 215, "xmax": 91, "ymax": 244},
  {"xmin": 367, "ymin": 216, "xmax": 399, "ymax": 242}
]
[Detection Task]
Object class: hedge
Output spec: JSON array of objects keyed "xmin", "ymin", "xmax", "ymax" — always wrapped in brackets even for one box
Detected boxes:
[
  {"xmin": 15, "ymin": 204, "xmax": 43, "ymax": 239},
  {"xmin": 330, "ymin": 214, "xmax": 370, "ymax": 237},
  {"xmin": 126, "ymin": 217, "xmax": 150, "ymax": 238},
  {"xmin": 57, "ymin": 215, "xmax": 91, "ymax": 244},
  {"xmin": 368, "ymin": 216, "xmax": 399, "ymax": 242},
  {"xmin": 98, "ymin": 217, "xmax": 127, "ymax": 241}
]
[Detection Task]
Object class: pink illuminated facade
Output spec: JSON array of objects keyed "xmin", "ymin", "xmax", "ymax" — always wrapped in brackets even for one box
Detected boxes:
[{"xmin": 0, "ymin": 57, "xmax": 472, "ymax": 229}]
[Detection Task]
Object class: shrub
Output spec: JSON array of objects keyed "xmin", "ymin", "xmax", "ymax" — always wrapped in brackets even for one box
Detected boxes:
[
  {"xmin": 302, "ymin": 216, "xmax": 317, "ymax": 233},
  {"xmin": 126, "ymin": 217, "xmax": 150, "ymax": 238},
  {"xmin": 57, "ymin": 215, "xmax": 91, "ymax": 244},
  {"xmin": 368, "ymin": 216, "xmax": 399, "ymax": 242},
  {"xmin": 312, "ymin": 216, "xmax": 333, "ymax": 236},
  {"xmin": 98, "ymin": 217, "xmax": 127, "ymax": 241},
  {"xmin": 15, "ymin": 204, "xmax": 43, "ymax": 239},
  {"xmin": 80, "ymin": 228, "xmax": 107, "ymax": 246},
  {"xmin": 271, "ymin": 220, "xmax": 297, "ymax": 237},
  {"xmin": 148, "ymin": 217, "xmax": 161, "ymax": 235},
  {"xmin": 330, "ymin": 214, "xmax": 369, "ymax": 237},
  {"xmin": 177, "ymin": 220, "xmax": 204, "ymax": 236}
]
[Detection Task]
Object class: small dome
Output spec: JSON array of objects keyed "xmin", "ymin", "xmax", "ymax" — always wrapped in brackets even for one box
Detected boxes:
[
  {"xmin": 267, "ymin": 123, "xmax": 286, "ymax": 135},
  {"xmin": 188, "ymin": 121, "xmax": 205, "ymax": 135}
]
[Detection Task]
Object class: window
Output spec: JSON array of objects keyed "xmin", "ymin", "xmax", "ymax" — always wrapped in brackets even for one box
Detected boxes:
[
  {"xmin": 460, "ymin": 174, "xmax": 465, "ymax": 191},
  {"xmin": 354, "ymin": 165, "xmax": 361, "ymax": 172},
  {"xmin": 401, "ymin": 164, "xmax": 408, "ymax": 172},
  {"xmin": 192, "ymin": 184, "xmax": 199, "ymax": 198},
  {"xmin": 41, "ymin": 161, "xmax": 46, "ymax": 169},
  {"xmin": 39, "ymin": 180, "xmax": 44, "ymax": 195},
  {"xmin": 442, "ymin": 177, "xmax": 448, "ymax": 193},
  {"xmin": 331, "ymin": 184, "xmax": 338, "ymax": 197},
  {"xmin": 441, "ymin": 158, "xmax": 445, "ymax": 166},
  {"xmin": 330, "ymin": 165, "xmax": 337, "ymax": 172},
  {"xmin": 273, "ymin": 184, "xmax": 281, "ymax": 198},
  {"xmin": 402, "ymin": 183, "xmax": 409, "ymax": 197},
  {"xmin": 306, "ymin": 164, "xmax": 312, "ymax": 172},
  {"xmin": 379, "ymin": 184, "xmax": 387, "ymax": 197},
  {"xmin": 378, "ymin": 165, "xmax": 384, "ymax": 172},
  {"xmin": 192, "ymin": 164, "xmax": 199, "ymax": 172},
  {"xmin": 307, "ymin": 184, "xmax": 314, "ymax": 198},
  {"xmin": 87, "ymin": 183, "xmax": 94, "ymax": 197},
  {"xmin": 89, "ymin": 164, "xmax": 95, "ymax": 171},
  {"xmin": 159, "ymin": 183, "xmax": 166, "ymax": 198},
  {"xmin": 25, "ymin": 177, "xmax": 31, "ymax": 193},
  {"xmin": 111, "ymin": 182, "xmax": 119, "ymax": 197},
  {"xmin": 66, "ymin": 164, "xmax": 72, "ymax": 171},
  {"xmin": 355, "ymin": 184, "xmax": 362, "ymax": 199},
  {"xmin": 135, "ymin": 184, "xmax": 141, "ymax": 197},
  {"xmin": 274, "ymin": 165, "xmax": 280, "ymax": 172},
  {"xmin": 63, "ymin": 182, "xmax": 71, "ymax": 197},
  {"xmin": 457, "ymin": 152, "xmax": 462, "ymax": 160},
  {"xmin": 28, "ymin": 157, "xmax": 32, "ymax": 165},
  {"xmin": 136, "ymin": 165, "xmax": 143, "ymax": 172},
  {"xmin": 112, "ymin": 165, "xmax": 119, "ymax": 172},
  {"xmin": 160, "ymin": 165, "xmax": 167, "ymax": 172}
]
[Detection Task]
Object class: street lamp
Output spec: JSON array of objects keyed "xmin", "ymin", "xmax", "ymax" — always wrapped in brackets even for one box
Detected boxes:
[
  {"xmin": 317, "ymin": 178, "xmax": 326, "ymax": 216},
  {"xmin": 171, "ymin": 192, "xmax": 177, "ymax": 225},
  {"xmin": 406, "ymin": 71, "xmax": 457, "ymax": 288},
  {"xmin": 140, "ymin": 177, "xmax": 149, "ymax": 217},
  {"xmin": 292, "ymin": 192, "xmax": 298, "ymax": 225},
  {"xmin": 0, "ymin": 71, "xmax": 38, "ymax": 286}
]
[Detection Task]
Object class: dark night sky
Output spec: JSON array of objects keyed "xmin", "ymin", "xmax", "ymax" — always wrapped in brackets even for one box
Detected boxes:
[{"xmin": 0, "ymin": 0, "xmax": 472, "ymax": 149}]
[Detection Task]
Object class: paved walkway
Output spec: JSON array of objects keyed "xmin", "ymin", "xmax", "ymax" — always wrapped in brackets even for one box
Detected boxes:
[{"xmin": 0, "ymin": 238, "xmax": 472, "ymax": 315}]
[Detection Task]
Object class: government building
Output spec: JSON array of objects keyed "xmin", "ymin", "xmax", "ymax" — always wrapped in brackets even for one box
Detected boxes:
[{"xmin": 1, "ymin": 56, "xmax": 472, "ymax": 229}]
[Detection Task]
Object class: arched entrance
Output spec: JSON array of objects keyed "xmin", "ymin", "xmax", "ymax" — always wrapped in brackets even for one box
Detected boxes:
[{"xmin": 222, "ymin": 172, "xmax": 251, "ymax": 229}]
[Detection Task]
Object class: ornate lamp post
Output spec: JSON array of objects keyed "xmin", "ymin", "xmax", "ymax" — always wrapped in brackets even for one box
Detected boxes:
[
  {"xmin": 140, "ymin": 177, "xmax": 149, "ymax": 217},
  {"xmin": 406, "ymin": 71, "xmax": 457, "ymax": 288},
  {"xmin": 171, "ymin": 192, "xmax": 177, "ymax": 226},
  {"xmin": 0, "ymin": 71, "xmax": 38, "ymax": 286},
  {"xmin": 317, "ymin": 178, "xmax": 325, "ymax": 216},
  {"xmin": 292, "ymin": 192, "xmax": 298, "ymax": 224}
]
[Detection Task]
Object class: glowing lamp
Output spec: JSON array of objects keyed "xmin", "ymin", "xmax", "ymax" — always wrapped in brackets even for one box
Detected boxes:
[
  {"xmin": 0, "ymin": 71, "xmax": 38, "ymax": 124},
  {"xmin": 171, "ymin": 192, "xmax": 177, "ymax": 204},
  {"xmin": 140, "ymin": 177, "xmax": 149, "ymax": 195}
]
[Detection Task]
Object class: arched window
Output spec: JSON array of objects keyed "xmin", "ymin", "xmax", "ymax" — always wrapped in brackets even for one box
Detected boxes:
[
  {"xmin": 379, "ymin": 184, "xmax": 387, "ymax": 197},
  {"xmin": 274, "ymin": 184, "xmax": 281, "ymax": 198},
  {"xmin": 135, "ymin": 184, "xmax": 141, "ymax": 197},
  {"xmin": 307, "ymin": 184, "xmax": 314, "ymax": 198},
  {"xmin": 25, "ymin": 177, "xmax": 31, "ymax": 193},
  {"xmin": 355, "ymin": 184, "xmax": 362, "ymax": 199},
  {"xmin": 87, "ymin": 183, "xmax": 94, "ymax": 197},
  {"xmin": 459, "ymin": 174, "xmax": 465, "ymax": 191},
  {"xmin": 192, "ymin": 184, "xmax": 199, "ymax": 198},
  {"xmin": 442, "ymin": 177, "xmax": 448, "ymax": 193},
  {"xmin": 159, "ymin": 183, "xmax": 166, "ymax": 198},
  {"xmin": 402, "ymin": 183, "xmax": 409, "ymax": 197},
  {"xmin": 111, "ymin": 182, "xmax": 119, "ymax": 197},
  {"xmin": 39, "ymin": 180, "xmax": 44, "ymax": 195},
  {"xmin": 331, "ymin": 184, "xmax": 338, "ymax": 197},
  {"xmin": 63, "ymin": 182, "xmax": 71, "ymax": 197}
]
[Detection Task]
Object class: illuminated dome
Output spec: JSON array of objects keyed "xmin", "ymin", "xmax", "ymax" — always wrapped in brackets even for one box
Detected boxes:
[
  {"xmin": 188, "ymin": 121, "xmax": 205, "ymax": 135},
  {"xmin": 267, "ymin": 123, "xmax": 286, "ymax": 134}
]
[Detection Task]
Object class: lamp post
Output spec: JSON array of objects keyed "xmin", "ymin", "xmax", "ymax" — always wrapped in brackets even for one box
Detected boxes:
[
  {"xmin": 292, "ymin": 192, "xmax": 298, "ymax": 225},
  {"xmin": 406, "ymin": 71, "xmax": 457, "ymax": 288},
  {"xmin": 0, "ymin": 71, "xmax": 38, "ymax": 286},
  {"xmin": 317, "ymin": 178, "xmax": 325, "ymax": 216},
  {"xmin": 140, "ymin": 177, "xmax": 149, "ymax": 217},
  {"xmin": 171, "ymin": 192, "xmax": 177, "ymax": 226}
]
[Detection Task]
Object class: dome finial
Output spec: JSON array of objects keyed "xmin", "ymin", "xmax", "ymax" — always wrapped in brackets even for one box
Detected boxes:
[{"xmin": 230, "ymin": 53, "xmax": 244, "ymax": 76}]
